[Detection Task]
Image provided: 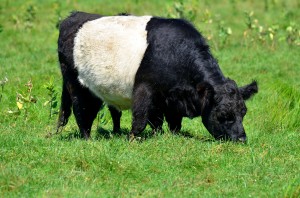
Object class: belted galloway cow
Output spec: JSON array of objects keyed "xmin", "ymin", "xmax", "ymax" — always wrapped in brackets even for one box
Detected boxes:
[{"xmin": 57, "ymin": 11, "xmax": 258, "ymax": 142}]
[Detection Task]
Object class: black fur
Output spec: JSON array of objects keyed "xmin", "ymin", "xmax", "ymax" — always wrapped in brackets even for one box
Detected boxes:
[{"xmin": 57, "ymin": 12, "xmax": 258, "ymax": 141}]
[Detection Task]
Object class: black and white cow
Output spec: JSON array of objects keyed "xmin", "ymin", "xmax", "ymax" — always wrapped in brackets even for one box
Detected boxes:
[{"xmin": 57, "ymin": 11, "xmax": 258, "ymax": 141}]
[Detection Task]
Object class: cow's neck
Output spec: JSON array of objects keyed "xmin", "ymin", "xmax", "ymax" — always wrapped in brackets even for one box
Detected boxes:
[{"xmin": 193, "ymin": 55, "xmax": 227, "ymax": 86}]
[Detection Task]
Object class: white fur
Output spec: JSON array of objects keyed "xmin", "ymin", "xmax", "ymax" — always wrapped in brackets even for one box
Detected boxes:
[{"xmin": 73, "ymin": 16, "xmax": 152, "ymax": 110}]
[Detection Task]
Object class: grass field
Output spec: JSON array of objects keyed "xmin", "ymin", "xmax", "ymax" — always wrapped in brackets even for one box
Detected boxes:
[{"xmin": 0, "ymin": 0, "xmax": 299, "ymax": 197}]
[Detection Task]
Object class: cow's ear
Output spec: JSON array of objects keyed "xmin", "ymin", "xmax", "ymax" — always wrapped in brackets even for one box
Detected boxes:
[
  {"xmin": 196, "ymin": 82, "xmax": 214, "ymax": 114},
  {"xmin": 239, "ymin": 81, "xmax": 258, "ymax": 100}
]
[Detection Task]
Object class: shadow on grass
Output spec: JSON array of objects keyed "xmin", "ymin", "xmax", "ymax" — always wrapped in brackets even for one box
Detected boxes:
[
  {"xmin": 57, "ymin": 130, "xmax": 82, "ymax": 141},
  {"xmin": 95, "ymin": 127, "xmax": 128, "ymax": 140},
  {"xmin": 95, "ymin": 128, "xmax": 215, "ymax": 143},
  {"xmin": 175, "ymin": 130, "xmax": 215, "ymax": 142},
  {"xmin": 54, "ymin": 127, "xmax": 214, "ymax": 143},
  {"xmin": 94, "ymin": 127, "xmax": 159, "ymax": 141},
  {"xmin": 54, "ymin": 128, "xmax": 128, "ymax": 141},
  {"xmin": 176, "ymin": 131, "xmax": 249, "ymax": 144}
]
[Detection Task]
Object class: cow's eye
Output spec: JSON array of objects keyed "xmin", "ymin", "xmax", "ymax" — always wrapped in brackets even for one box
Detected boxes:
[
  {"xmin": 217, "ymin": 116, "xmax": 226, "ymax": 123},
  {"xmin": 226, "ymin": 114, "xmax": 235, "ymax": 124},
  {"xmin": 226, "ymin": 119, "xmax": 235, "ymax": 125}
]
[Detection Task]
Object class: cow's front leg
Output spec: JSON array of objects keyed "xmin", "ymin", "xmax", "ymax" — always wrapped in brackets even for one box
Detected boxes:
[
  {"xmin": 129, "ymin": 83, "xmax": 153, "ymax": 141},
  {"xmin": 165, "ymin": 111, "xmax": 182, "ymax": 133},
  {"xmin": 148, "ymin": 96, "xmax": 164, "ymax": 135}
]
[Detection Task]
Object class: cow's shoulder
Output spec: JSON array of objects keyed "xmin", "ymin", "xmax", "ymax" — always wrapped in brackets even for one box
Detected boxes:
[{"xmin": 146, "ymin": 17, "xmax": 202, "ymax": 41}]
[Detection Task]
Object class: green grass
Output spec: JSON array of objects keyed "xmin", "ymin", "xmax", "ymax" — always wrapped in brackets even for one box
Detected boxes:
[{"xmin": 0, "ymin": 0, "xmax": 299, "ymax": 197}]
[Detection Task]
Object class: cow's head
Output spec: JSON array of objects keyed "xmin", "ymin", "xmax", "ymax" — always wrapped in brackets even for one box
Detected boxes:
[{"xmin": 198, "ymin": 79, "xmax": 258, "ymax": 142}]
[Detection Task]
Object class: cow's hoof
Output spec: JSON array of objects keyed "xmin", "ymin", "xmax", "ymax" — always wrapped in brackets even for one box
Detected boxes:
[
  {"xmin": 127, "ymin": 134, "xmax": 143, "ymax": 142},
  {"xmin": 127, "ymin": 133, "xmax": 135, "ymax": 142}
]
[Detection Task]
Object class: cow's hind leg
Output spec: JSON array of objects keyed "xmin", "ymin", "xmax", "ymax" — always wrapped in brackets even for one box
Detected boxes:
[
  {"xmin": 108, "ymin": 105, "xmax": 122, "ymax": 133},
  {"xmin": 69, "ymin": 83, "xmax": 103, "ymax": 139}
]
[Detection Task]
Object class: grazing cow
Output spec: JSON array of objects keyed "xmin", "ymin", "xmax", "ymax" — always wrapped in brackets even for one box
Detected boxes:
[{"xmin": 57, "ymin": 11, "xmax": 258, "ymax": 142}]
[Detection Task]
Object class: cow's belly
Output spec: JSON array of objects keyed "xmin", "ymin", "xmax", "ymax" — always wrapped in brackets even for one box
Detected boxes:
[{"xmin": 73, "ymin": 16, "xmax": 151, "ymax": 110}]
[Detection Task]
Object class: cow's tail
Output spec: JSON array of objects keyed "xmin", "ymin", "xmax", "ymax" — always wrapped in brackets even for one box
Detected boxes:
[{"xmin": 56, "ymin": 81, "xmax": 72, "ymax": 134}]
